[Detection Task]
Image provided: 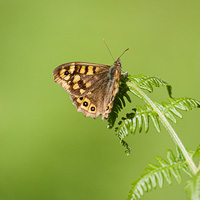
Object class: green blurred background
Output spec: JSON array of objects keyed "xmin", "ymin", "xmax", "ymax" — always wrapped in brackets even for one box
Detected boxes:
[{"xmin": 1, "ymin": 0, "xmax": 200, "ymax": 199}]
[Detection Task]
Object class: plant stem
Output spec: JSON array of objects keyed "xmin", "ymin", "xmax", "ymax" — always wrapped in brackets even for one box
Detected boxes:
[{"xmin": 127, "ymin": 81, "xmax": 198, "ymax": 175}]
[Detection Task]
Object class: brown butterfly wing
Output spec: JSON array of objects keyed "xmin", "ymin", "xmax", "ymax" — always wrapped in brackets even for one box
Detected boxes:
[
  {"xmin": 53, "ymin": 61, "xmax": 121, "ymax": 120},
  {"xmin": 69, "ymin": 66, "xmax": 121, "ymax": 120},
  {"xmin": 70, "ymin": 85, "xmax": 116, "ymax": 120},
  {"xmin": 53, "ymin": 62, "xmax": 110, "ymax": 97}
]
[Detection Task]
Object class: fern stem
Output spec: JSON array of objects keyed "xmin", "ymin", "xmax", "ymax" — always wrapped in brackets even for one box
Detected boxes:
[{"xmin": 127, "ymin": 82, "xmax": 198, "ymax": 175}]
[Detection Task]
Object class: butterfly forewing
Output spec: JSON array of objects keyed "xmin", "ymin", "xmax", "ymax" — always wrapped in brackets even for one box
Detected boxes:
[{"xmin": 53, "ymin": 62, "xmax": 110, "ymax": 96}]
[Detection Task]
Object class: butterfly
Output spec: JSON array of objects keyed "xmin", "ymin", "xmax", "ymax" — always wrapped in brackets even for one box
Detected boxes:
[{"xmin": 53, "ymin": 48, "xmax": 129, "ymax": 120}]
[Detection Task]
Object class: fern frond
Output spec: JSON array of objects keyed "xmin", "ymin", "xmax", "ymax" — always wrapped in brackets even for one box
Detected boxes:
[
  {"xmin": 119, "ymin": 139, "xmax": 131, "ymax": 155},
  {"xmin": 108, "ymin": 74, "xmax": 200, "ymax": 159},
  {"xmin": 155, "ymin": 97, "xmax": 200, "ymax": 123},
  {"xmin": 128, "ymin": 74, "xmax": 172, "ymax": 98},
  {"xmin": 185, "ymin": 171, "xmax": 200, "ymax": 200},
  {"xmin": 128, "ymin": 147, "xmax": 192, "ymax": 200},
  {"xmin": 107, "ymin": 74, "xmax": 131, "ymax": 128},
  {"xmin": 114, "ymin": 112, "xmax": 136, "ymax": 155},
  {"xmin": 116, "ymin": 97, "xmax": 200, "ymax": 138},
  {"xmin": 193, "ymin": 145, "xmax": 200, "ymax": 159}
]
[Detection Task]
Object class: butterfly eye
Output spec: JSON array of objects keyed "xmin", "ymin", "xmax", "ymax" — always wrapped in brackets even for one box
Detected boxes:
[
  {"xmin": 64, "ymin": 71, "xmax": 69, "ymax": 75},
  {"xmin": 79, "ymin": 97, "xmax": 83, "ymax": 100},
  {"xmin": 106, "ymin": 106, "xmax": 109, "ymax": 111}
]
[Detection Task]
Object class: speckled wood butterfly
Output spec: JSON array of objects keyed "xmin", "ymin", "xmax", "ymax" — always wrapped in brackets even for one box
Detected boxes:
[{"xmin": 53, "ymin": 47, "xmax": 129, "ymax": 120}]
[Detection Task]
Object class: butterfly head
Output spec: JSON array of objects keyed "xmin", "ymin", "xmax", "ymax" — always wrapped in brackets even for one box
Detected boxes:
[
  {"xmin": 113, "ymin": 47, "xmax": 129, "ymax": 68},
  {"xmin": 114, "ymin": 58, "xmax": 121, "ymax": 67}
]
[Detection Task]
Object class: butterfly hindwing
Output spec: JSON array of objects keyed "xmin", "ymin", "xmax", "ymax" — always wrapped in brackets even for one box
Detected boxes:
[{"xmin": 70, "ymin": 83, "xmax": 116, "ymax": 120}]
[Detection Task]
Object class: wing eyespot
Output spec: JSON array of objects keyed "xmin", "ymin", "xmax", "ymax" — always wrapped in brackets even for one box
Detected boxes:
[
  {"xmin": 83, "ymin": 101, "xmax": 88, "ymax": 107},
  {"xmin": 64, "ymin": 71, "xmax": 69, "ymax": 75},
  {"xmin": 91, "ymin": 107, "xmax": 95, "ymax": 111},
  {"xmin": 105, "ymin": 103, "xmax": 112, "ymax": 114}
]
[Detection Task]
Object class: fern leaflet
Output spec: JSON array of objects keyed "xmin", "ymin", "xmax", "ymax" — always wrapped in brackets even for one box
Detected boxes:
[
  {"xmin": 128, "ymin": 147, "xmax": 193, "ymax": 200},
  {"xmin": 185, "ymin": 171, "xmax": 200, "ymax": 200},
  {"xmin": 193, "ymin": 145, "xmax": 200, "ymax": 158},
  {"xmin": 128, "ymin": 74, "xmax": 172, "ymax": 98},
  {"xmin": 116, "ymin": 97, "xmax": 200, "ymax": 139}
]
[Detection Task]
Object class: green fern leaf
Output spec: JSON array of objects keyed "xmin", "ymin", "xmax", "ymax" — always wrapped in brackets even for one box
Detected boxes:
[
  {"xmin": 128, "ymin": 148, "xmax": 192, "ymax": 200},
  {"xmin": 185, "ymin": 171, "xmax": 200, "ymax": 200},
  {"xmin": 128, "ymin": 74, "xmax": 172, "ymax": 97},
  {"xmin": 193, "ymin": 145, "xmax": 200, "ymax": 158},
  {"xmin": 108, "ymin": 74, "xmax": 200, "ymax": 155},
  {"xmin": 108, "ymin": 74, "xmax": 199, "ymax": 134},
  {"xmin": 167, "ymin": 150, "xmax": 182, "ymax": 183},
  {"xmin": 168, "ymin": 97, "xmax": 200, "ymax": 110},
  {"xmin": 114, "ymin": 96, "xmax": 200, "ymax": 154},
  {"xmin": 119, "ymin": 139, "xmax": 131, "ymax": 155},
  {"xmin": 149, "ymin": 112, "xmax": 161, "ymax": 132},
  {"xmin": 116, "ymin": 97, "xmax": 200, "ymax": 136}
]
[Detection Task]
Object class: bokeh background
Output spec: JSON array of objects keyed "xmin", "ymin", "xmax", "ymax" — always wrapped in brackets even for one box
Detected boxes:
[{"xmin": 1, "ymin": 0, "xmax": 200, "ymax": 199}]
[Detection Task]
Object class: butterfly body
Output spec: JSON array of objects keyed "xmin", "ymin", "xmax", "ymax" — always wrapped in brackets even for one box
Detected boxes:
[{"xmin": 53, "ymin": 58, "xmax": 122, "ymax": 120}]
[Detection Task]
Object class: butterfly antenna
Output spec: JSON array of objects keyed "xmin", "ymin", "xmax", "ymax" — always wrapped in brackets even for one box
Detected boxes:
[
  {"xmin": 118, "ymin": 48, "xmax": 130, "ymax": 59},
  {"xmin": 103, "ymin": 39, "xmax": 115, "ymax": 61}
]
